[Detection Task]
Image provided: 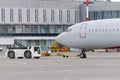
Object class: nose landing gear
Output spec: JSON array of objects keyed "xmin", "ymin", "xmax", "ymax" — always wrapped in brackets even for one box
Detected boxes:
[{"xmin": 80, "ymin": 49, "xmax": 87, "ymax": 58}]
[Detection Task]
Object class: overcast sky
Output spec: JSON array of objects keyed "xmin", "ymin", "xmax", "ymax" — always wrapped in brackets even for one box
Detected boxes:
[{"xmin": 112, "ymin": 0, "xmax": 120, "ymax": 2}]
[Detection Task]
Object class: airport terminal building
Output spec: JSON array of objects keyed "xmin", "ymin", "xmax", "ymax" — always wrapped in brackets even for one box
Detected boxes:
[{"xmin": 0, "ymin": 0, "xmax": 120, "ymax": 47}]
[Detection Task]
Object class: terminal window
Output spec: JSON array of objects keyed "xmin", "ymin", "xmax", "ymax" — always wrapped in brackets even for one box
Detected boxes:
[
  {"xmin": 27, "ymin": 9, "xmax": 30, "ymax": 22},
  {"xmin": 10, "ymin": 9, "xmax": 14, "ymax": 22},
  {"xmin": 1, "ymin": 8, "xmax": 5, "ymax": 22},
  {"xmin": 67, "ymin": 10, "xmax": 70, "ymax": 23},
  {"xmin": 43, "ymin": 9, "xmax": 47, "ymax": 22},
  {"xmin": 18, "ymin": 9, "xmax": 22, "ymax": 22},
  {"xmin": 59, "ymin": 10, "xmax": 62, "ymax": 23},
  {"xmin": 35, "ymin": 9, "xmax": 39, "ymax": 22},
  {"xmin": 51, "ymin": 10, "xmax": 55, "ymax": 22}
]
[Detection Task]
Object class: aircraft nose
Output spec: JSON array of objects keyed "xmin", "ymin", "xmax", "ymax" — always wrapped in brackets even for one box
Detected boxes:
[
  {"xmin": 55, "ymin": 32, "xmax": 73, "ymax": 47},
  {"xmin": 55, "ymin": 33, "xmax": 64, "ymax": 44}
]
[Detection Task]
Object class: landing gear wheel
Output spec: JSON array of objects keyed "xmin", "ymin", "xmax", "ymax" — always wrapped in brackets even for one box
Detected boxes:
[
  {"xmin": 80, "ymin": 53, "xmax": 86, "ymax": 58},
  {"xmin": 80, "ymin": 49, "xmax": 87, "ymax": 58}
]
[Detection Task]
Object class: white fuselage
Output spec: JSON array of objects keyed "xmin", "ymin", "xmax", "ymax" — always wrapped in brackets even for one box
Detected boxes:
[{"xmin": 56, "ymin": 19, "xmax": 120, "ymax": 49}]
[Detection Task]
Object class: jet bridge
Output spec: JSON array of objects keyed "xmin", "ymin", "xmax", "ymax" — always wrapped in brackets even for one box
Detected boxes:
[
  {"xmin": 0, "ymin": 37, "xmax": 14, "ymax": 45},
  {"xmin": 0, "ymin": 37, "xmax": 14, "ymax": 53}
]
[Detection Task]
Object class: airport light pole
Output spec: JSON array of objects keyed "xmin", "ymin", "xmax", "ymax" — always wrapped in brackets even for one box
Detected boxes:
[{"xmin": 86, "ymin": 0, "xmax": 89, "ymax": 21}]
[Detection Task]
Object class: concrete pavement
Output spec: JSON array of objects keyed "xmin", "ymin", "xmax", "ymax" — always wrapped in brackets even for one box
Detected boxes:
[{"xmin": 0, "ymin": 52, "xmax": 120, "ymax": 80}]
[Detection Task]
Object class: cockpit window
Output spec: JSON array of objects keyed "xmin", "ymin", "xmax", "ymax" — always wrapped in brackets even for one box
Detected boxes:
[{"xmin": 65, "ymin": 28, "xmax": 72, "ymax": 32}]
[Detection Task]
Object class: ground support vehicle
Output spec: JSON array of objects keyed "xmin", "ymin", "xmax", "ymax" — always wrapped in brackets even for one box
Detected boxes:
[{"xmin": 5, "ymin": 46, "xmax": 41, "ymax": 59}]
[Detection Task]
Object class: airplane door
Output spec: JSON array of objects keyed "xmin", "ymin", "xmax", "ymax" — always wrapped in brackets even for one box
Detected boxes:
[{"xmin": 80, "ymin": 23, "xmax": 87, "ymax": 38}]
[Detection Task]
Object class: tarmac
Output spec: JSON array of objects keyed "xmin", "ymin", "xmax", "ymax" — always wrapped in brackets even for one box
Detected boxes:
[{"xmin": 0, "ymin": 52, "xmax": 120, "ymax": 80}]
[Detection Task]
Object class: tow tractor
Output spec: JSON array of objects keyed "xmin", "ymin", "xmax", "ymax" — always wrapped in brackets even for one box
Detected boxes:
[
  {"xmin": 5, "ymin": 41, "xmax": 41, "ymax": 59},
  {"xmin": 5, "ymin": 46, "xmax": 41, "ymax": 59}
]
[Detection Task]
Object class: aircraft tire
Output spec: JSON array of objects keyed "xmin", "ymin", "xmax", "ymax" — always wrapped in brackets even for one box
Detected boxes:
[{"xmin": 80, "ymin": 53, "xmax": 86, "ymax": 58}]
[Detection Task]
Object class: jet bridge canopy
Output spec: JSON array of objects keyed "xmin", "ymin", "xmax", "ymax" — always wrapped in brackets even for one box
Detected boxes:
[{"xmin": 0, "ymin": 37, "xmax": 14, "ymax": 45}]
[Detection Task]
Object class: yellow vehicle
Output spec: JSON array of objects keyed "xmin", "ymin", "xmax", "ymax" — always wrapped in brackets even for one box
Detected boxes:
[{"xmin": 49, "ymin": 41, "xmax": 70, "ymax": 52}]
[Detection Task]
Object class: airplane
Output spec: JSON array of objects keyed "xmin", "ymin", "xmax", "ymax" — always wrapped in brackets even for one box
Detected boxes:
[{"xmin": 55, "ymin": 18, "xmax": 120, "ymax": 58}]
